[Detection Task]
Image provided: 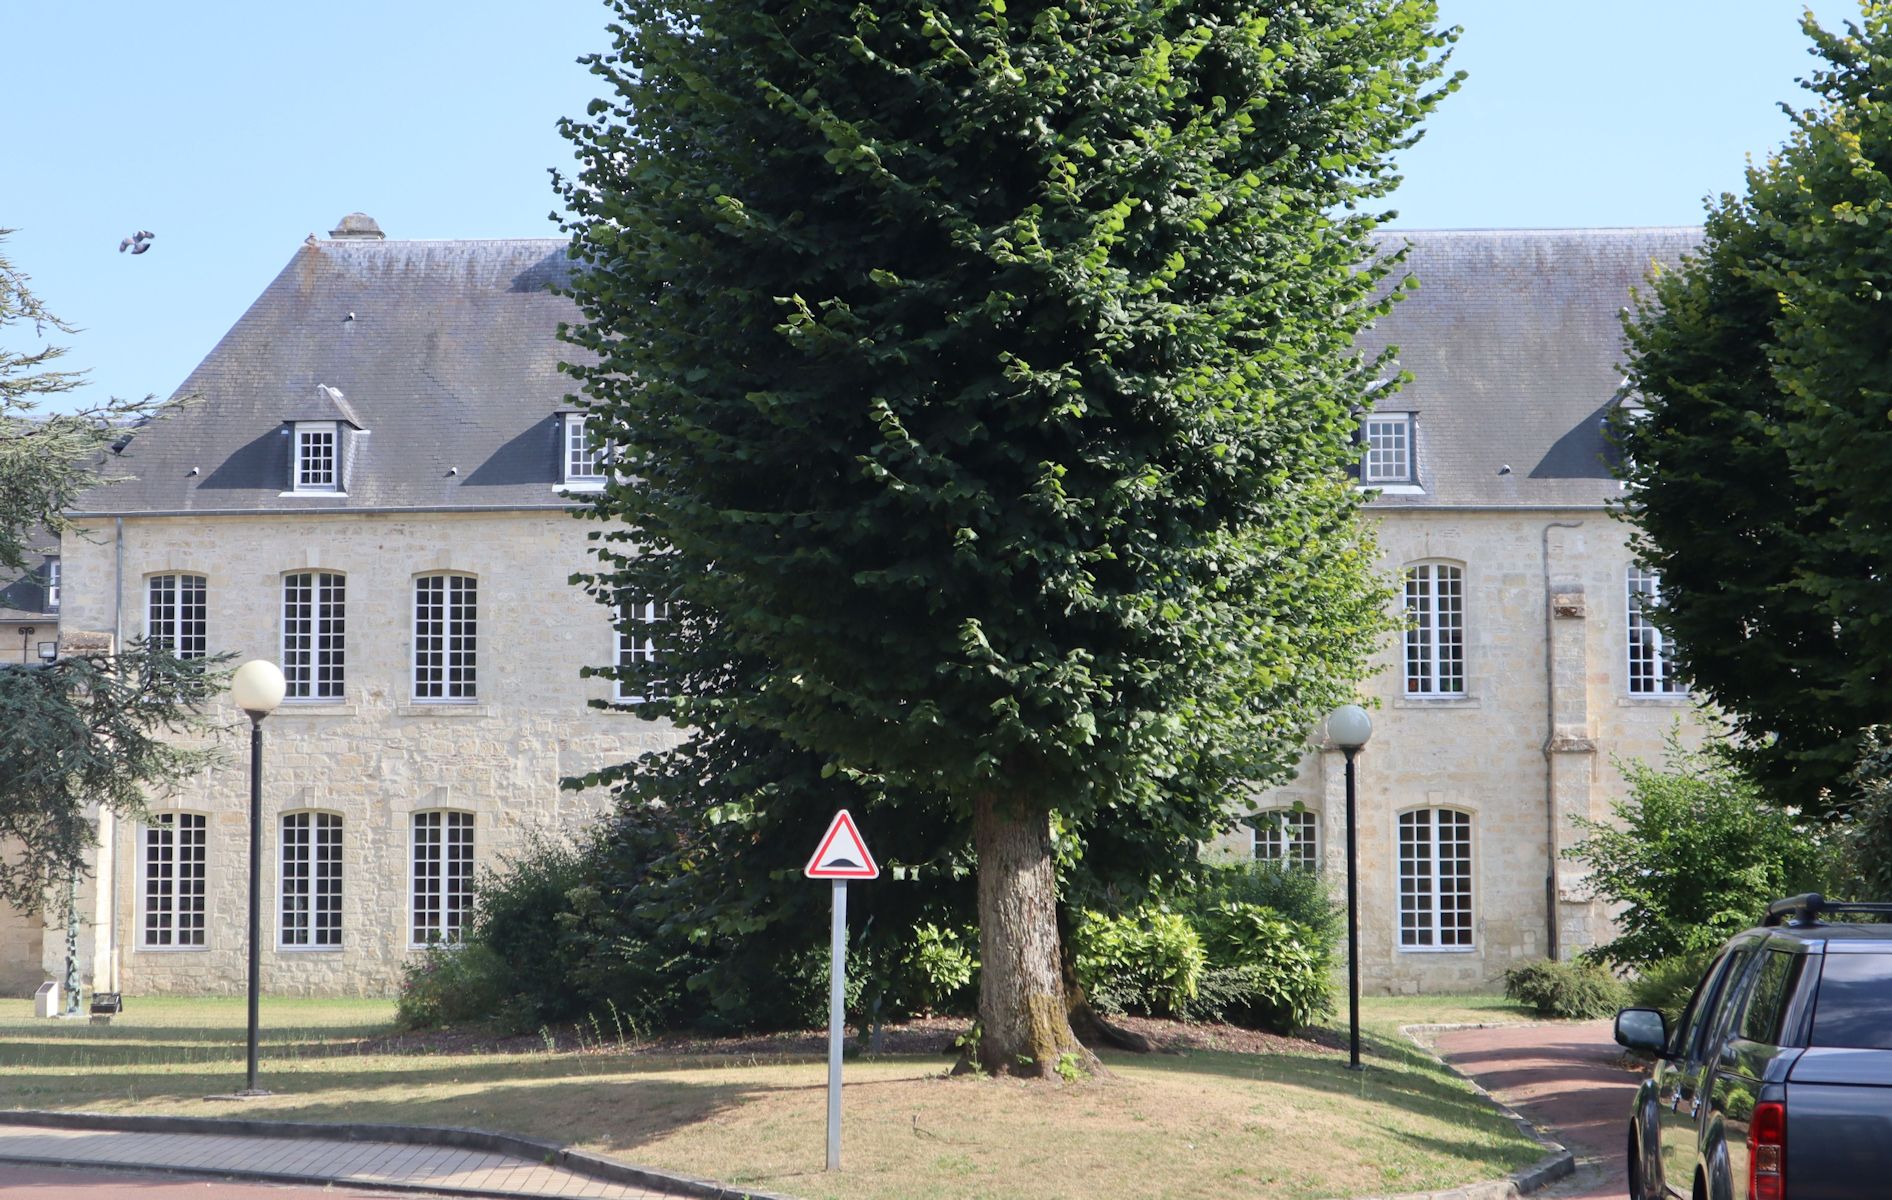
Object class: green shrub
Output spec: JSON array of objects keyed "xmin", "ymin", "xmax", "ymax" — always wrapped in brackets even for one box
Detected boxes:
[
  {"xmin": 470, "ymin": 835, "xmax": 589, "ymax": 1029},
  {"xmin": 1188, "ymin": 902, "xmax": 1334, "ymax": 1033},
  {"xmin": 1189, "ymin": 859, "xmax": 1342, "ymax": 954},
  {"xmin": 1502, "ymin": 959, "xmax": 1630, "ymax": 1020},
  {"xmin": 1629, "ymin": 951, "xmax": 1718, "ymax": 1025},
  {"xmin": 1073, "ymin": 907, "xmax": 1206, "ymax": 1017},
  {"xmin": 395, "ymin": 941, "xmax": 511, "ymax": 1030},
  {"xmin": 900, "ymin": 923, "xmax": 977, "ymax": 1014},
  {"xmin": 1568, "ymin": 738, "xmax": 1826, "ymax": 969}
]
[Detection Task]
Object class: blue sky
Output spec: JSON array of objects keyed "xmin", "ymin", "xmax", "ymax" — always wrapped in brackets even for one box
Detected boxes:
[{"xmin": 0, "ymin": 0, "xmax": 1862, "ymax": 414}]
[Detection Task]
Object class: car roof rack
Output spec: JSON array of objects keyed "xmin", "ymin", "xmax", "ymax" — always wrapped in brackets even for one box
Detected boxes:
[{"xmin": 1764, "ymin": 893, "xmax": 1892, "ymax": 927}]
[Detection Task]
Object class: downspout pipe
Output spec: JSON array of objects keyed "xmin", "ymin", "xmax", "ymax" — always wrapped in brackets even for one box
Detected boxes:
[
  {"xmin": 109, "ymin": 516, "xmax": 124, "ymax": 990},
  {"xmin": 1541, "ymin": 520, "xmax": 1584, "ymax": 963}
]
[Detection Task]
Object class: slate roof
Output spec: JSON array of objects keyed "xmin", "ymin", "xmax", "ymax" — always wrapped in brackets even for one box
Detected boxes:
[
  {"xmin": 73, "ymin": 234, "xmax": 583, "ymax": 515},
  {"xmin": 73, "ymin": 223, "xmax": 1700, "ymax": 517},
  {"xmin": 1363, "ymin": 226, "xmax": 1701, "ymax": 508}
]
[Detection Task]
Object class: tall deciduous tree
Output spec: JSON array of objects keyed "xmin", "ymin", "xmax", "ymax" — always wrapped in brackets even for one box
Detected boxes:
[
  {"xmin": 556, "ymin": 0, "xmax": 1455, "ymax": 1075},
  {"xmin": 1, "ymin": 230, "xmax": 221, "ymax": 905},
  {"xmin": 1620, "ymin": 7, "xmax": 1892, "ymax": 816}
]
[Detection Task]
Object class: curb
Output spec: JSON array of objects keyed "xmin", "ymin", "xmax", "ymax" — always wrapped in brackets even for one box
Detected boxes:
[
  {"xmin": 1328, "ymin": 1023, "xmax": 1575, "ymax": 1200},
  {"xmin": 0, "ymin": 1109, "xmax": 794, "ymax": 1200}
]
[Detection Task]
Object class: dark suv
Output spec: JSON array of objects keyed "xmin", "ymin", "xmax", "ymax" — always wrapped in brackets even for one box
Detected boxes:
[{"xmin": 1614, "ymin": 894, "xmax": 1892, "ymax": 1200}]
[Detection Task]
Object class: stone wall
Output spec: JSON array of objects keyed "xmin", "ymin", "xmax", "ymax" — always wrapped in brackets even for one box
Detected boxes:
[
  {"xmin": 52, "ymin": 509, "xmax": 676, "ymax": 997},
  {"xmin": 1210, "ymin": 508, "xmax": 1708, "ymax": 992}
]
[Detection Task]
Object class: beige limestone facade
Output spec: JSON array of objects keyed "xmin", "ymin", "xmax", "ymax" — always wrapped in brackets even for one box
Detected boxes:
[
  {"xmin": 40, "ymin": 508, "xmax": 669, "ymax": 997},
  {"xmin": 1210, "ymin": 506, "xmax": 1707, "ymax": 992}
]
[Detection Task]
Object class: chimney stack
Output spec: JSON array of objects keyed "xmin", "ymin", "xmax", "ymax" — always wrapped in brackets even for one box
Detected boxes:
[{"xmin": 328, "ymin": 213, "xmax": 386, "ymax": 240}]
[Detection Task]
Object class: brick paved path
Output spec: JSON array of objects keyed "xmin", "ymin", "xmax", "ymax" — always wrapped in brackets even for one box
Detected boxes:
[
  {"xmin": 0, "ymin": 1123, "xmax": 674, "ymax": 1199},
  {"xmin": 1433, "ymin": 1020, "xmax": 1638, "ymax": 1200}
]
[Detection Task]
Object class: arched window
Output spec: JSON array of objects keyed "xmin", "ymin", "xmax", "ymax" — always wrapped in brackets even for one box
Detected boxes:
[
  {"xmin": 1397, "ymin": 808, "xmax": 1473, "ymax": 949},
  {"xmin": 410, "ymin": 810, "xmax": 475, "ymax": 946},
  {"xmin": 413, "ymin": 573, "xmax": 477, "ymax": 701},
  {"xmin": 280, "ymin": 811, "xmax": 342, "ymax": 948},
  {"xmin": 1627, "ymin": 566, "xmax": 1685, "ymax": 695},
  {"xmin": 615, "ymin": 599, "xmax": 669, "ymax": 703},
  {"xmin": 141, "ymin": 812, "xmax": 208, "ymax": 948},
  {"xmin": 146, "ymin": 573, "xmax": 208, "ymax": 660},
  {"xmin": 1403, "ymin": 563, "xmax": 1464, "ymax": 695},
  {"xmin": 1252, "ymin": 808, "xmax": 1318, "ymax": 870},
  {"xmin": 283, "ymin": 572, "xmax": 346, "ymax": 700}
]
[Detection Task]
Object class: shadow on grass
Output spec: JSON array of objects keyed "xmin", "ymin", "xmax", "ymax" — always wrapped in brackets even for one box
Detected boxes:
[{"xmin": 1096, "ymin": 1029, "xmax": 1528, "ymax": 1133}]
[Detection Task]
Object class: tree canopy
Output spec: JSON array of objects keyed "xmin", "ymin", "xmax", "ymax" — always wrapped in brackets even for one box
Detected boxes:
[
  {"xmin": 1620, "ymin": 6, "xmax": 1892, "ymax": 815},
  {"xmin": 556, "ymin": 0, "xmax": 1456, "ymax": 1073}
]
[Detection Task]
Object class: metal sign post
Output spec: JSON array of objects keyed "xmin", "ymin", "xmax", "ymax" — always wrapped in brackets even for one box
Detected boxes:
[
  {"xmin": 826, "ymin": 878, "xmax": 847, "ymax": 1171},
  {"xmin": 805, "ymin": 810, "xmax": 878, "ymax": 1173}
]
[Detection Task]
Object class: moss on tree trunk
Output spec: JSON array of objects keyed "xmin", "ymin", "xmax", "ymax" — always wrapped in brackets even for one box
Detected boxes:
[{"xmin": 972, "ymin": 791, "xmax": 1089, "ymax": 1078}]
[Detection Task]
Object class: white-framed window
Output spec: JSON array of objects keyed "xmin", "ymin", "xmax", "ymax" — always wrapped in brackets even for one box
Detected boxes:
[
  {"xmin": 283, "ymin": 572, "xmax": 346, "ymax": 701},
  {"xmin": 563, "ymin": 413, "xmax": 605, "ymax": 488},
  {"xmin": 147, "ymin": 573, "xmax": 208, "ymax": 660},
  {"xmin": 293, "ymin": 422, "xmax": 340, "ymax": 492},
  {"xmin": 1398, "ymin": 808, "xmax": 1473, "ymax": 949},
  {"xmin": 410, "ymin": 810, "xmax": 474, "ymax": 946},
  {"xmin": 615, "ymin": 599, "xmax": 669, "ymax": 702},
  {"xmin": 43, "ymin": 556, "xmax": 59, "ymax": 610},
  {"xmin": 141, "ymin": 813, "xmax": 208, "ymax": 948},
  {"xmin": 1363, "ymin": 414, "xmax": 1415, "ymax": 484},
  {"xmin": 1253, "ymin": 808, "xmax": 1318, "ymax": 869},
  {"xmin": 280, "ymin": 811, "xmax": 342, "ymax": 948},
  {"xmin": 413, "ymin": 574, "xmax": 477, "ymax": 701},
  {"xmin": 1403, "ymin": 563, "xmax": 1465, "ymax": 695},
  {"xmin": 1627, "ymin": 566, "xmax": 1686, "ymax": 695}
]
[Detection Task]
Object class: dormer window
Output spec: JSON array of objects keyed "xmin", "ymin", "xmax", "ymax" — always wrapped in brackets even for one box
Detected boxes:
[
  {"xmin": 1363, "ymin": 413, "xmax": 1415, "ymax": 485},
  {"xmin": 43, "ymin": 557, "xmax": 59, "ymax": 611},
  {"xmin": 282, "ymin": 387, "xmax": 361, "ymax": 497},
  {"xmin": 294, "ymin": 422, "xmax": 339, "ymax": 492},
  {"xmin": 562, "ymin": 413, "xmax": 606, "ymax": 489}
]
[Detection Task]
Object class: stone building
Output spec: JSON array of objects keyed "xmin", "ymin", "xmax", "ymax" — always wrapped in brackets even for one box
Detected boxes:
[
  {"xmin": 1212, "ymin": 227, "xmax": 1711, "ymax": 993},
  {"xmin": 7, "ymin": 220, "xmax": 1710, "ymax": 998},
  {"xmin": 37, "ymin": 216, "xmax": 673, "ymax": 997}
]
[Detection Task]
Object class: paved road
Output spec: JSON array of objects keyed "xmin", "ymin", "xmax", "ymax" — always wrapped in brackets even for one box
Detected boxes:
[
  {"xmin": 1433, "ymin": 1020, "xmax": 1639, "ymax": 1200},
  {"xmin": 0, "ymin": 1122, "xmax": 674, "ymax": 1199},
  {"xmin": 0, "ymin": 1160, "xmax": 415, "ymax": 1197}
]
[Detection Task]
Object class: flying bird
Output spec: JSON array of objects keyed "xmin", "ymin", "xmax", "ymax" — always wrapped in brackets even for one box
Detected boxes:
[{"xmin": 119, "ymin": 230, "xmax": 155, "ymax": 255}]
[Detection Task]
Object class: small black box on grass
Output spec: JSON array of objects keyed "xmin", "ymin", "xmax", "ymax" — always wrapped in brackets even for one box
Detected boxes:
[{"xmin": 90, "ymin": 992, "xmax": 122, "ymax": 1015}]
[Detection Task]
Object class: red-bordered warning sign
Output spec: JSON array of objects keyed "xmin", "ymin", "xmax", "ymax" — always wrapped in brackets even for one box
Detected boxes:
[{"xmin": 805, "ymin": 810, "xmax": 879, "ymax": 879}]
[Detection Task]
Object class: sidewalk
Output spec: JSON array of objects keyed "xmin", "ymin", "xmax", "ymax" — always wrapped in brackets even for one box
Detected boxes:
[
  {"xmin": 0, "ymin": 1116, "xmax": 740, "ymax": 1200},
  {"xmin": 1432, "ymin": 1020, "xmax": 1639, "ymax": 1200}
]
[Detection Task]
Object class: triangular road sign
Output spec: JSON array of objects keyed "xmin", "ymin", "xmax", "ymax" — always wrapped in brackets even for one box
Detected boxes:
[{"xmin": 805, "ymin": 810, "xmax": 879, "ymax": 880}]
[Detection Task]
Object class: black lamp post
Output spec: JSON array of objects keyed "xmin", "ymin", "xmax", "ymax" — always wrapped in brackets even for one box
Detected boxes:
[
  {"xmin": 1327, "ymin": 704, "xmax": 1372, "ymax": 1071},
  {"xmin": 230, "ymin": 660, "xmax": 284, "ymax": 1097}
]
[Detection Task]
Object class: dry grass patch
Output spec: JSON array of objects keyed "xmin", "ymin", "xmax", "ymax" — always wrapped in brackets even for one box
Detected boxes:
[{"xmin": 0, "ymin": 995, "xmax": 1543, "ymax": 1200}]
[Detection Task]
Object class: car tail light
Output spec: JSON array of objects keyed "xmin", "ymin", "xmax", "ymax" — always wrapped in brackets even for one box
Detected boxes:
[{"xmin": 1751, "ymin": 1100, "xmax": 1786, "ymax": 1200}]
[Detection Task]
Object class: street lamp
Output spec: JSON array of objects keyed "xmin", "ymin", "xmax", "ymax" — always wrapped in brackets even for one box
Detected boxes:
[
  {"xmin": 1326, "ymin": 703, "xmax": 1372, "ymax": 1071},
  {"xmin": 230, "ymin": 660, "xmax": 284, "ymax": 1097}
]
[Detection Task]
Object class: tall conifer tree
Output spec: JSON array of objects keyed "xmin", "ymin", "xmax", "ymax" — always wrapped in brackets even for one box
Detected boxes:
[{"xmin": 557, "ymin": 0, "xmax": 1456, "ymax": 1074}]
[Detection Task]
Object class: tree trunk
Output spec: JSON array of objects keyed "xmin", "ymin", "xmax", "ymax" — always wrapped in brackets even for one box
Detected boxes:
[{"xmin": 972, "ymin": 790, "xmax": 1088, "ymax": 1078}]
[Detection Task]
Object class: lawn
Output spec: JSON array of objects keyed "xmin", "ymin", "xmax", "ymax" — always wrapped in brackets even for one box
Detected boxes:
[{"xmin": 0, "ymin": 995, "xmax": 1545, "ymax": 1200}]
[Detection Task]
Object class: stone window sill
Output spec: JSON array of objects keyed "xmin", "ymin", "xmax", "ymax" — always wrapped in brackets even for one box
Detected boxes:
[
  {"xmin": 275, "ymin": 702, "xmax": 359, "ymax": 717},
  {"xmin": 1616, "ymin": 694, "xmax": 1693, "ymax": 707},
  {"xmin": 1394, "ymin": 694, "xmax": 1481, "ymax": 710},
  {"xmin": 396, "ymin": 703, "xmax": 494, "ymax": 718}
]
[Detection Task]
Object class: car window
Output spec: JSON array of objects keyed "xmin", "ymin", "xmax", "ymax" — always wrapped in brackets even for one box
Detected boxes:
[
  {"xmin": 1671, "ymin": 950, "xmax": 1734, "ymax": 1058},
  {"xmin": 1810, "ymin": 953, "xmax": 1892, "ymax": 1050},
  {"xmin": 1738, "ymin": 949, "xmax": 1801, "ymax": 1045},
  {"xmin": 1696, "ymin": 946, "xmax": 1760, "ymax": 1056}
]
